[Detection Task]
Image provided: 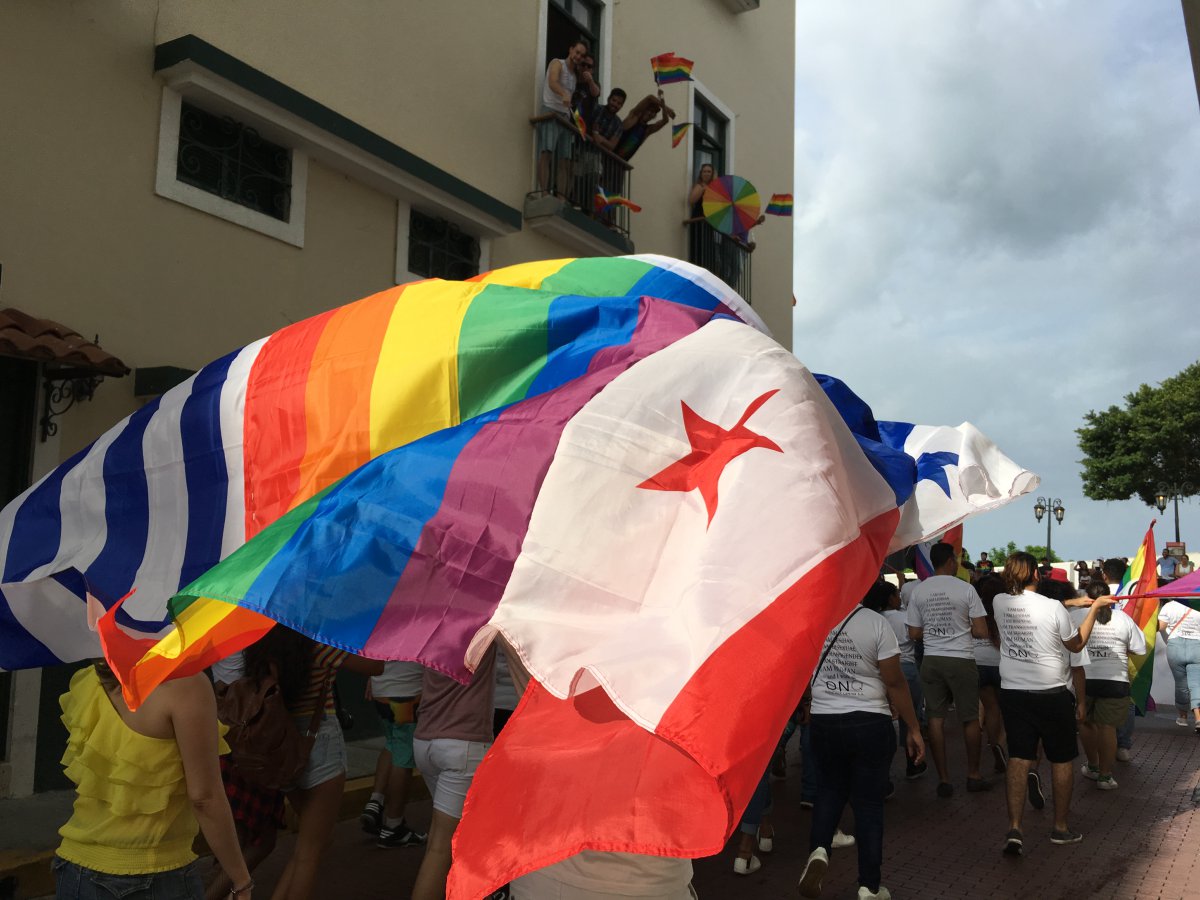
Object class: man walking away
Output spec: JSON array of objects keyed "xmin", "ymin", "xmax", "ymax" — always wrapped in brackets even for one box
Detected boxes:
[{"xmin": 906, "ymin": 542, "xmax": 991, "ymax": 797}]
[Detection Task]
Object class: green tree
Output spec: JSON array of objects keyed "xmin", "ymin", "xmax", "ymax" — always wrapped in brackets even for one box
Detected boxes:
[
  {"xmin": 987, "ymin": 541, "xmax": 1062, "ymax": 565},
  {"xmin": 1077, "ymin": 362, "xmax": 1200, "ymax": 507}
]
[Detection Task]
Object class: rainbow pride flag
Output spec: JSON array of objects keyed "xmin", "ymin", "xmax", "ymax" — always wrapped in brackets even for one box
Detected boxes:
[
  {"xmin": 594, "ymin": 187, "xmax": 642, "ymax": 215},
  {"xmin": 765, "ymin": 193, "xmax": 794, "ymax": 216},
  {"xmin": 1121, "ymin": 521, "xmax": 1159, "ymax": 712},
  {"xmin": 572, "ymin": 107, "xmax": 588, "ymax": 138},
  {"xmin": 671, "ymin": 122, "xmax": 691, "ymax": 148},
  {"xmin": 651, "ymin": 52, "xmax": 694, "ymax": 85}
]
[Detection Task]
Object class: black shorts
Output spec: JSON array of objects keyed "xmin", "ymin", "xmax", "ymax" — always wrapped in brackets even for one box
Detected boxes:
[{"xmin": 998, "ymin": 688, "xmax": 1078, "ymax": 764}]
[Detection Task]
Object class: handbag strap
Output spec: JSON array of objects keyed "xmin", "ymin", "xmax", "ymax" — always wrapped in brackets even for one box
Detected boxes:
[
  {"xmin": 812, "ymin": 607, "xmax": 864, "ymax": 683},
  {"xmin": 1169, "ymin": 608, "xmax": 1193, "ymax": 637},
  {"xmin": 302, "ymin": 669, "xmax": 335, "ymax": 738}
]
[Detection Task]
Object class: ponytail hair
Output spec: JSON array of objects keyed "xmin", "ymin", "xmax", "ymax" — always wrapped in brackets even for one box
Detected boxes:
[{"xmin": 1003, "ymin": 551, "xmax": 1038, "ymax": 595}]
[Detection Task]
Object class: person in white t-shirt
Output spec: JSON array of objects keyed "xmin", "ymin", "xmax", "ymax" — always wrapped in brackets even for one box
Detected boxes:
[
  {"xmin": 798, "ymin": 586, "xmax": 925, "ymax": 900},
  {"xmin": 993, "ymin": 553, "xmax": 1114, "ymax": 854},
  {"xmin": 1160, "ymin": 598, "xmax": 1200, "ymax": 733},
  {"xmin": 905, "ymin": 542, "xmax": 990, "ymax": 797},
  {"xmin": 1071, "ymin": 582, "xmax": 1146, "ymax": 789},
  {"xmin": 972, "ymin": 574, "xmax": 1008, "ymax": 776},
  {"xmin": 1099, "ymin": 557, "xmax": 1139, "ymax": 760}
]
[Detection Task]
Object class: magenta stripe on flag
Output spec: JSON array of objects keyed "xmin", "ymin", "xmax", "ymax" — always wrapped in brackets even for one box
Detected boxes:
[{"xmin": 362, "ymin": 298, "xmax": 717, "ymax": 677}]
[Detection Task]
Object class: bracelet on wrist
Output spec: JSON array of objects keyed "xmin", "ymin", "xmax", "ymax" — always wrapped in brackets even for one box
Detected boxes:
[{"xmin": 230, "ymin": 878, "xmax": 255, "ymax": 897}]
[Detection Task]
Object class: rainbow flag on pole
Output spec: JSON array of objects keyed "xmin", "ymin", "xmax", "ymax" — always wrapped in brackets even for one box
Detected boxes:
[
  {"xmin": 572, "ymin": 107, "xmax": 588, "ymax": 138},
  {"xmin": 1121, "ymin": 521, "xmax": 1159, "ymax": 712},
  {"xmin": 651, "ymin": 52, "xmax": 694, "ymax": 85},
  {"xmin": 765, "ymin": 193, "xmax": 794, "ymax": 216},
  {"xmin": 594, "ymin": 187, "xmax": 642, "ymax": 215},
  {"xmin": 671, "ymin": 122, "xmax": 691, "ymax": 148}
]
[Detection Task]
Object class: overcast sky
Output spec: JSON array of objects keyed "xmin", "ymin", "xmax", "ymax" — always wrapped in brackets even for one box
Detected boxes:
[{"xmin": 791, "ymin": 1, "xmax": 1200, "ymax": 563}]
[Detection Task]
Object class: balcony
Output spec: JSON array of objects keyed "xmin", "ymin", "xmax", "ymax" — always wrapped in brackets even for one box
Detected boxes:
[
  {"xmin": 525, "ymin": 114, "xmax": 635, "ymax": 256},
  {"xmin": 685, "ymin": 218, "xmax": 753, "ymax": 303}
]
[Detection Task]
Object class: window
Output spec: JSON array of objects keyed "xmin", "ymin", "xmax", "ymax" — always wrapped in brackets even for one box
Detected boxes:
[
  {"xmin": 693, "ymin": 95, "xmax": 728, "ymax": 177},
  {"xmin": 545, "ymin": 0, "xmax": 601, "ymax": 70},
  {"xmin": 407, "ymin": 210, "xmax": 481, "ymax": 280},
  {"xmin": 177, "ymin": 102, "xmax": 292, "ymax": 221}
]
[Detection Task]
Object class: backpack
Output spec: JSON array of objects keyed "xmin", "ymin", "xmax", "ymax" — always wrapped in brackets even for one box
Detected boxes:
[{"xmin": 215, "ymin": 665, "xmax": 331, "ymax": 791}]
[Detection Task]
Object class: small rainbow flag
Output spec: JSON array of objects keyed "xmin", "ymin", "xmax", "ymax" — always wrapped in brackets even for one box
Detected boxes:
[
  {"xmin": 1122, "ymin": 522, "xmax": 1160, "ymax": 713},
  {"xmin": 765, "ymin": 193, "xmax": 794, "ymax": 216},
  {"xmin": 671, "ymin": 123, "xmax": 691, "ymax": 148},
  {"xmin": 572, "ymin": 107, "xmax": 588, "ymax": 138},
  {"xmin": 651, "ymin": 52, "xmax": 694, "ymax": 85},
  {"xmin": 594, "ymin": 187, "xmax": 642, "ymax": 215}
]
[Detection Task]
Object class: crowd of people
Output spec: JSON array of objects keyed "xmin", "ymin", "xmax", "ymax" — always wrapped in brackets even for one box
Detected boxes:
[
  {"xmin": 537, "ymin": 37, "xmax": 674, "ymax": 214},
  {"xmin": 47, "ymin": 538, "xmax": 1197, "ymax": 900}
]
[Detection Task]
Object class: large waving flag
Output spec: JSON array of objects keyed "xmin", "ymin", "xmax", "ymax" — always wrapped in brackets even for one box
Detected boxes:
[
  {"xmin": 1119, "ymin": 522, "xmax": 1159, "ymax": 712},
  {"xmin": 0, "ymin": 256, "xmax": 761, "ymax": 674},
  {"xmin": 0, "ymin": 256, "xmax": 1037, "ymax": 898}
]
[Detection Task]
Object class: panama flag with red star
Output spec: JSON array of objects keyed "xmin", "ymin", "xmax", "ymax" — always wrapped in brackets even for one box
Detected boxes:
[{"xmin": 452, "ymin": 320, "xmax": 908, "ymax": 896}]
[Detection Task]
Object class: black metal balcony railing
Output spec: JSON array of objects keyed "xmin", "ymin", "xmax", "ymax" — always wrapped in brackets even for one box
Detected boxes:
[
  {"xmin": 530, "ymin": 114, "xmax": 635, "ymax": 238},
  {"xmin": 686, "ymin": 218, "xmax": 753, "ymax": 303}
]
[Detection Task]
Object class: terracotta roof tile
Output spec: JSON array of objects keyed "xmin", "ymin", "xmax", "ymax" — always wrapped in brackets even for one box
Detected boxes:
[{"xmin": 0, "ymin": 307, "xmax": 130, "ymax": 377}]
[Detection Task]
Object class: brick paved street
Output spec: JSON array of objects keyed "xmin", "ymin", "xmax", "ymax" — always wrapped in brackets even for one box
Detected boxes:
[{"xmin": 245, "ymin": 709, "xmax": 1200, "ymax": 899}]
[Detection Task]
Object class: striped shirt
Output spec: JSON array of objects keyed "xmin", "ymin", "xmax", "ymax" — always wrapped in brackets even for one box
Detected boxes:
[{"xmin": 292, "ymin": 643, "xmax": 347, "ymax": 718}]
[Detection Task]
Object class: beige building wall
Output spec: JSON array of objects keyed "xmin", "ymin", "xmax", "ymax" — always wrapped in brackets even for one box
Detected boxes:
[{"xmin": 0, "ymin": 0, "xmax": 794, "ymax": 795}]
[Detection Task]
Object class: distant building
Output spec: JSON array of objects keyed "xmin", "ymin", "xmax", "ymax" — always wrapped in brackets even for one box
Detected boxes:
[{"xmin": 0, "ymin": 2, "xmax": 794, "ymax": 797}]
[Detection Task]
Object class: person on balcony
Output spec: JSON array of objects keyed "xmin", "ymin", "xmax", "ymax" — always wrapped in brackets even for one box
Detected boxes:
[
  {"xmin": 539, "ymin": 38, "xmax": 588, "ymax": 197},
  {"xmin": 571, "ymin": 52, "xmax": 601, "ymax": 125},
  {"xmin": 590, "ymin": 88, "xmax": 627, "ymax": 153},
  {"xmin": 614, "ymin": 95, "xmax": 670, "ymax": 162}
]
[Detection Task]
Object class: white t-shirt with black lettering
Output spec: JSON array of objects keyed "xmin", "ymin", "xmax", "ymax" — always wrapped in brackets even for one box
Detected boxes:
[
  {"xmin": 1160, "ymin": 601, "xmax": 1200, "ymax": 641},
  {"xmin": 973, "ymin": 635, "xmax": 1001, "ymax": 667},
  {"xmin": 883, "ymin": 609, "xmax": 916, "ymax": 666},
  {"xmin": 905, "ymin": 575, "xmax": 986, "ymax": 660},
  {"xmin": 994, "ymin": 591, "xmax": 1080, "ymax": 691},
  {"xmin": 811, "ymin": 608, "xmax": 899, "ymax": 716},
  {"xmin": 1069, "ymin": 608, "xmax": 1146, "ymax": 683}
]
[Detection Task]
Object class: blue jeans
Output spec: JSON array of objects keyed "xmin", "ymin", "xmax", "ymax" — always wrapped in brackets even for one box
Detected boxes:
[
  {"xmin": 898, "ymin": 659, "xmax": 925, "ymax": 757},
  {"xmin": 800, "ymin": 723, "xmax": 820, "ymax": 803},
  {"xmin": 739, "ymin": 768, "xmax": 773, "ymax": 834},
  {"xmin": 809, "ymin": 712, "xmax": 896, "ymax": 893},
  {"xmin": 1167, "ymin": 637, "xmax": 1200, "ymax": 710},
  {"xmin": 53, "ymin": 858, "xmax": 203, "ymax": 899}
]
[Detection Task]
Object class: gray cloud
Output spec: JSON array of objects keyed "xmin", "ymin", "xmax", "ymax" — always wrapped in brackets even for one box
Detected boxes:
[{"xmin": 792, "ymin": 0, "xmax": 1200, "ymax": 558}]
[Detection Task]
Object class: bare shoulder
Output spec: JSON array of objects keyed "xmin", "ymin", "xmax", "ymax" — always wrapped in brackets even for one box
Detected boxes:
[{"xmin": 148, "ymin": 672, "xmax": 215, "ymax": 713}]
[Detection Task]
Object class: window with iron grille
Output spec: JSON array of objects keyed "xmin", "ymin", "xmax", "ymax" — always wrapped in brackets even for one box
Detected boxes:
[
  {"xmin": 176, "ymin": 102, "xmax": 292, "ymax": 222},
  {"xmin": 408, "ymin": 210, "xmax": 480, "ymax": 280},
  {"xmin": 692, "ymin": 95, "xmax": 728, "ymax": 178}
]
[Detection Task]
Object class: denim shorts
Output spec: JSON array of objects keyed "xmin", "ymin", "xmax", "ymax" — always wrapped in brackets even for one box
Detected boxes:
[
  {"xmin": 287, "ymin": 713, "xmax": 347, "ymax": 791},
  {"xmin": 53, "ymin": 857, "xmax": 203, "ymax": 899},
  {"xmin": 413, "ymin": 737, "xmax": 490, "ymax": 818}
]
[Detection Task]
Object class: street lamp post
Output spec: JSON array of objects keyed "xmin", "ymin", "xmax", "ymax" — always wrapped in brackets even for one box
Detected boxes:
[
  {"xmin": 1154, "ymin": 481, "xmax": 1194, "ymax": 544},
  {"xmin": 1033, "ymin": 496, "xmax": 1065, "ymax": 562}
]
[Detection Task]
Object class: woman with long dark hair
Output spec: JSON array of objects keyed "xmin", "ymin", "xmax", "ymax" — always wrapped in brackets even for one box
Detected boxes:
[{"xmin": 242, "ymin": 626, "xmax": 382, "ymax": 900}]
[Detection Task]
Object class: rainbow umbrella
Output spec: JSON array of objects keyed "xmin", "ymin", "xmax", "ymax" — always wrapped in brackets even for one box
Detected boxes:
[{"xmin": 702, "ymin": 175, "xmax": 761, "ymax": 236}]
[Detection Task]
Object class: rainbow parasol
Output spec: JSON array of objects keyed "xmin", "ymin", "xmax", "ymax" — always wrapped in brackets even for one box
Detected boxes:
[{"xmin": 702, "ymin": 175, "xmax": 760, "ymax": 236}]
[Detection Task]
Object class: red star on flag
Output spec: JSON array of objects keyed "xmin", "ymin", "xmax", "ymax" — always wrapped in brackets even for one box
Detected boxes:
[{"xmin": 638, "ymin": 389, "xmax": 783, "ymax": 525}]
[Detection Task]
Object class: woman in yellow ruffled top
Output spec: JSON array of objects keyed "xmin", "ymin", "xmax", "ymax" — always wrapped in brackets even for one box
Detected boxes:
[{"xmin": 55, "ymin": 660, "xmax": 254, "ymax": 900}]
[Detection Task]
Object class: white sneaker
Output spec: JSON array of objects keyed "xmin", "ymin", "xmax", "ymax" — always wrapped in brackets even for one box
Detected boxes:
[
  {"xmin": 733, "ymin": 854, "xmax": 761, "ymax": 875},
  {"xmin": 832, "ymin": 829, "xmax": 856, "ymax": 849},
  {"xmin": 798, "ymin": 847, "xmax": 829, "ymax": 898},
  {"xmin": 1115, "ymin": 748, "xmax": 1132, "ymax": 762},
  {"xmin": 1096, "ymin": 775, "xmax": 1118, "ymax": 790},
  {"xmin": 756, "ymin": 830, "xmax": 773, "ymax": 854},
  {"xmin": 858, "ymin": 887, "xmax": 892, "ymax": 900},
  {"xmin": 1176, "ymin": 716, "xmax": 1189, "ymax": 727},
  {"xmin": 1081, "ymin": 764, "xmax": 1099, "ymax": 781}
]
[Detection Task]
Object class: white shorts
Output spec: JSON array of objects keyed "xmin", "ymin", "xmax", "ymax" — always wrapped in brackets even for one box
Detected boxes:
[{"xmin": 412, "ymin": 737, "xmax": 490, "ymax": 818}]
